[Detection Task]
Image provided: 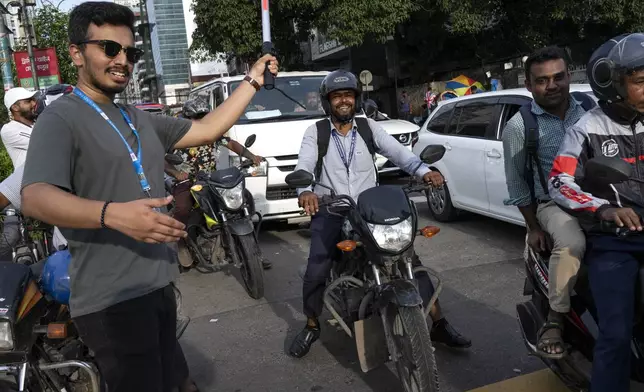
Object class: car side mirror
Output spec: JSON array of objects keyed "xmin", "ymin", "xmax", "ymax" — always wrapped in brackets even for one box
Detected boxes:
[
  {"xmin": 419, "ymin": 145, "xmax": 446, "ymax": 164},
  {"xmin": 244, "ymin": 134, "xmax": 257, "ymax": 148},
  {"xmin": 584, "ymin": 156, "xmax": 631, "ymax": 184},
  {"xmin": 165, "ymin": 153, "xmax": 183, "ymax": 165},
  {"xmin": 285, "ymin": 170, "xmax": 314, "ymax": 188}
]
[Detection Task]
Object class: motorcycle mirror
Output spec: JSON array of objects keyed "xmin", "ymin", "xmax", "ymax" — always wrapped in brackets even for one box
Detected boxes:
[
  {"xmin": 244, "ymin": 134, "xmax": 257, "ymax": 148},
  {"xmin": 419, "ymin": 145, "xmax": 446, "ymax": 164},
  {"xmin": 584, "ymin": 156, "xmax": 632, "ymax": 185},
  {"xmin": 165, "ymin": 153, "xmax": 184, "ymax": 165},
  {"xmin": 285, "ymin": 170, "xmax": 314, "ymax": 188},
  {"xmin": 363, "ymin": 99, "xmax": 378, "ymax": 119}
]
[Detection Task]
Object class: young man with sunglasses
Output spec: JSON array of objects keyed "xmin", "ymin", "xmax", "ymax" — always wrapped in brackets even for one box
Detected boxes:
[{"xmin": 19, "ymin": 2, "xmax": 278, "ymax": 391}]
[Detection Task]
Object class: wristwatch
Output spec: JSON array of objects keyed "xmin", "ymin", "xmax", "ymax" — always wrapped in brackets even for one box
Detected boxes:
[{"xmin": 244, "ymin": 75, "xmax": 261, "ymax": 91}]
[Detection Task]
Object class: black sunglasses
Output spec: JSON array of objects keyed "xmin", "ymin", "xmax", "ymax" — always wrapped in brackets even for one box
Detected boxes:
[{"xmin": 77, "ymin": 40, "xmax": 143, "ymax": 64}]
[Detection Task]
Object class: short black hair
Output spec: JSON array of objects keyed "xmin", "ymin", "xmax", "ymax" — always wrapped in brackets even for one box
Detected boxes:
[
  {"xmin": 68, "ymin": 2, "xmax": 136, "ymax": 45},
  {"xmin": 524, "ymin": 46, "xmax": 569, "ymax": 80}
]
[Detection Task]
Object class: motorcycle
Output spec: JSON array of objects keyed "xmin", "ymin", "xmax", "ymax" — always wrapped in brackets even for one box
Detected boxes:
[
  {"xmin": 0, "ymin": 251, "xmax": 101, "ymax": 392},
  {"xmin": 1, "ymin": 209, "xmax": 55, "ymax": 266},
  {"xmin": 284, "ymin": 145, "xmax": 447, "ymax": 392},
  {"xmin": 517, "ymin": 155, "xmax": 644, "ymax": 391},
  {"xmin": 164, "ymin": 134, "xmax": 266, "ymax": 299}
]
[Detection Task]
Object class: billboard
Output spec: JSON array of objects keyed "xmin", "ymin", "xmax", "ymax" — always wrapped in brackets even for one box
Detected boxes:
[{"xmin": 13, "ymin": 47, "xmax": 62, "ymax": 89}]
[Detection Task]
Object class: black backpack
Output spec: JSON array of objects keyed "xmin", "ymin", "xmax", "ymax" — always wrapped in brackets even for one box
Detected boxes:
[
  {"xmin": 522, "ymin": 91, "xmax": 597, "ymax": 202},
  {"xmin": 314, "ymin": 117, "xmax": 378, "ymax": 181}
]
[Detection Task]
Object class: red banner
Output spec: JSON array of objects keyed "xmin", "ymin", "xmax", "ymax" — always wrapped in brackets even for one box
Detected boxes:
[{"xmin": 13, "ymin": 47, "xmax": 61, "ymax": 88}]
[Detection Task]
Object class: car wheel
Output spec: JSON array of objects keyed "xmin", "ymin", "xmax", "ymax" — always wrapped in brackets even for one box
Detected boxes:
[{"xmin": 426, "ymin": 181, "xmax": 458, "ymax": 222}]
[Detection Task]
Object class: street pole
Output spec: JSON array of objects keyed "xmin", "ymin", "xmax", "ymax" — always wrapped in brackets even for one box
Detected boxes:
[
  {"xmin": 0, "ymin": 15, "xmax": 14, "ymax": 90},
  {"xmin": 19, "ymin": 0, "xmax": 37, "ymax": 90}
]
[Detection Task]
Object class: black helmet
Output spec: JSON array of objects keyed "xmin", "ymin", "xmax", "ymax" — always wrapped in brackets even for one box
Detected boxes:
[
  {"xmin": 588, "ymin": 33, "xmax": 644, "ymax": 103},
  {"xmin": 182, "ymin": 97, "xmax": 210, "ymax": 119},
  {"xmin": 319, "ymin": 70, "xmax": 362, "ymax": 118}
]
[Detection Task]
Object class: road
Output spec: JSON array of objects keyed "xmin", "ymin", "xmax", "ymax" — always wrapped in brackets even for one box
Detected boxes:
[{"xmin": 176, "ymin": 177, "xmax": 569, "ymax": 392}]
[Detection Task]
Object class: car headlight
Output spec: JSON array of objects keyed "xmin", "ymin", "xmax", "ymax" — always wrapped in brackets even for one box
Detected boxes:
[
  {"xmin": 0, "ymin": 321, "xmax": 14, "ymax": 350},
  {"xmin": 243, "ymin": 160, "xmax": 267, "ymax": 177},
  {"xmin": 216, "ymin": 182, "xmax": 244, "ymax": 210},
  {"xmin": 229, "ymin": 157, "xmax": 267, "ymax": 177},
  {"xmin": 367, "ymin": 216, "xmax": 413, "ymax": 252}
]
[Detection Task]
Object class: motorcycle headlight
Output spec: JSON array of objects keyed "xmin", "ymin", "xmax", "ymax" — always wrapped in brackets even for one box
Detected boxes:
[
  {"xmin": 367, "ymin": 216, "xmax": 413, "ymax": 252},
  {"xmin": 216, "ymin": 182, "xmax": 244, "ymax": 210},
  {"xmin": 0, "ymin": 321, "xmax": 14, "ymax": 350}
]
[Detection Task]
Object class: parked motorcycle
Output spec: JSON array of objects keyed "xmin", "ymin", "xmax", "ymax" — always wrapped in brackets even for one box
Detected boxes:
[
  {"xmin": 0, "ymin": 250, "xmax": 101, "ymax": 392},
  {"xmin": 517, "ymin": 155, "xmax": 644, "ymax": 391},
  {"xmin": 284, "ymin": 145, "xmax": 447, "ymax": 392},
  {"xmin": 1, "ymin": 209, "xmax": 55, "ymax": 266},
  {"xmin": 165, "ymin": 134, "xmax": 266, "ymax": 299}
]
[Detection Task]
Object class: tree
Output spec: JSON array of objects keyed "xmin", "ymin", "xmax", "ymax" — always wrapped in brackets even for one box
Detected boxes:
[
  {"xmin": 30, "ymin": 5, "xmax": 75, "ymax": 85},
  {"xmin": 190, "ymin": 0, "xmax": 644, "ymax": 79},
  {"xmin": 190, "ymin": 0, "xmax": 419, "ymax": 67}
]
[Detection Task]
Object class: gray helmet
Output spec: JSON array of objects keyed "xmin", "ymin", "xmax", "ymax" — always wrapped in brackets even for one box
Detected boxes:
[
  {"xmin": 182, "ymin": 97, "xmax": 210, "ymax": 119},
  {"xmin": 319, "ymin": 70, "xmax": 362, "ymax": 117},
  {"xmin": 588, "ymin": 33, "xmax": 644, "ymax": 103}
]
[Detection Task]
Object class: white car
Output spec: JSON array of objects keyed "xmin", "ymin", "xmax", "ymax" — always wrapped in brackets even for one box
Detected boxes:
[
  {"xmin": 189, "ymin": 71, "xmax": 419, "ymax": 223},
  {"xmin": 412, "ymin": 84, "xmax": 595, "ymax": 226}
]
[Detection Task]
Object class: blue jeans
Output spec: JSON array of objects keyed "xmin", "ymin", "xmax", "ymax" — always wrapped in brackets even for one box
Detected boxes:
[{"xmin": 586, "ymin": 235, "xmax": 642, "ymax": 392}]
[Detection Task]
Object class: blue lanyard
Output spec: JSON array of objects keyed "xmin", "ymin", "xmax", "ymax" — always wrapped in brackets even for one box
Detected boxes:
[
  {"xmin": 74, "ymin": 88, "xmax": 152, "ymax": 198},
  {"xmin": 331, "ymin": 128, "xmax": 357, "ymax": 174}
]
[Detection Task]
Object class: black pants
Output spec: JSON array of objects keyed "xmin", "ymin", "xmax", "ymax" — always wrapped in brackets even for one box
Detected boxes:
[
  {"xmin": 74, "ymin": 285, "xmax": 178, "ymax": 392},
  {"xmin": 303, "ymin": 211, "xmax": 435, "ymax": 318},
  {"xmin": 585, "ymin": 235, "xmax": 642, "ymax": 392}
]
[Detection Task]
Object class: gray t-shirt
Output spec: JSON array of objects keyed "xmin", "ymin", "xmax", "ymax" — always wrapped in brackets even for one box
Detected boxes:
[{"xmin": 22, "ymin": 94, "xmax": 191, "ymax": 317}]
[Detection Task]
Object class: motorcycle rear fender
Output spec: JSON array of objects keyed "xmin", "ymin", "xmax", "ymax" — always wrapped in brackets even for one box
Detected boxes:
[
  {"xmin": 227, "ymin": 219, "xmax": 254, "ymax": 236},
  {"xmin": 376, "ymin": 280, "xmax": 423, "ymax": 309}
]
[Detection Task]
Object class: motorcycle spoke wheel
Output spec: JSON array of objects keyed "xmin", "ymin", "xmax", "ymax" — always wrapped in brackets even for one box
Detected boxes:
[
  {"xmin": 387, "ymin": 304, "xmax": 440, "ymax": 392},
  {"xmin": 235, "ymin": 233, "xmax": 265, "ymax": 299}
]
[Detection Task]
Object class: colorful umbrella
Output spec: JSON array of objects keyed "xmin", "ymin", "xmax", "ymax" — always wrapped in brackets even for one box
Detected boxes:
[{"xmin": 445, "ymin": 75, "xmax": 485, "ymax": 97}]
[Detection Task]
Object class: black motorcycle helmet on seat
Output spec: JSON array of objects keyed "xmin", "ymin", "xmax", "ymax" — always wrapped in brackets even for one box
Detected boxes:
[
  {"xmin": 588, "ymin": 33, "xmax": 644, "ymax": 104},
  {"xmin": 182, "ymin": 96, "xmax": 210, "ymax": 120},
  {"xmin": 319, "ymin": 70, "xmax": 362, "ymax": 122}
]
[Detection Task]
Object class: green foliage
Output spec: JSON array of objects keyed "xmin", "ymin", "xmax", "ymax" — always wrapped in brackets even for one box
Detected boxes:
[
  {"xmin": 31, "ymin": 5, "xmax": 76, "ymax": 85},
  {"xmin": 190, "ymin": 0, "xmax": 644, "ymax": 79}
]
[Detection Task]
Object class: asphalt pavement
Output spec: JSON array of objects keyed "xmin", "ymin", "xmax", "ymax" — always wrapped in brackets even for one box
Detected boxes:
[{"xmin": 175, "ymin": 177, "xmax": 569, "ymax": 392}]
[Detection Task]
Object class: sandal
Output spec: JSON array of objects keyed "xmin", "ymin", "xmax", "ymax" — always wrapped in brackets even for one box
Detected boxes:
[{"xmin": 536, "ymin": 320, "xmax": 569, "ymax": 359}]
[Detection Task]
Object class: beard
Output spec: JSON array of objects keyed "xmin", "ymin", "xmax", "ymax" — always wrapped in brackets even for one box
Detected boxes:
[
  {"xmin": 87, "ymin": 66, "xmax": 129, "ymax": 96},
  {"xmin": 20, "ymin": 108, "xmax": 37, "ymax": 121},
  {"xmin": 331, "ymin": 104, "xmax": 355, "ymax": 123}
]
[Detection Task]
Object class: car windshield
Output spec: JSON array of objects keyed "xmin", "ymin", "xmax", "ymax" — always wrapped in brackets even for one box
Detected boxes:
[{"xmin": 229, "ymin": 76, "xmax": 326, "ymax": 124}]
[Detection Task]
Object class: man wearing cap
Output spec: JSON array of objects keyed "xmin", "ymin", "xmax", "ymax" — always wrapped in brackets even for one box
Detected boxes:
[
  {"xmin": 0, "ymin": 87, "xmax": 38, "ymax": 262},
  {"xmin": 1, "ymin": 87, "xmax": 38, "ymax": 168}
]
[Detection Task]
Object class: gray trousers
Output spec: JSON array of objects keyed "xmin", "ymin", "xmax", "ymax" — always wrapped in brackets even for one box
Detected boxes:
[{"xmin": 0, "ymin": 213, "xmax": 20, "ymax": 262}]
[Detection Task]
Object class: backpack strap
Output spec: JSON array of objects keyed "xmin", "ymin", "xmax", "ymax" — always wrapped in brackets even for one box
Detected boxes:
[
  {"xmin": 520, "ymin": 104, "xmax": 548, "ymax": 203},
  {"xmin": 314, "ymin": 117, "xmax": 379, "ymax": 183},
  {"xmin": 571, "ymin": 91, "xmax": 597, "ymax": 111},
  {"xmin": 354, "ymin": 117, "xmax": 377, "ymax": 156},
  {"xmin": 314, "ymin": 120, "xmax": 331, "ymax": 181}
]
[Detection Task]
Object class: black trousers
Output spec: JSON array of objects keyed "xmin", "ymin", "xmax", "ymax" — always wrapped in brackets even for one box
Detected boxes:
[
  {"xmin": 303, "ymin": 211, "xmax": 436, "ymax": 318},
  {"xmin": 74, "ymin": 285, "xmax": 178, "ymax": 392}
]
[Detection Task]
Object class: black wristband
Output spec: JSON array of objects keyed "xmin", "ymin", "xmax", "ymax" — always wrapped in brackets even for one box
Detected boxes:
[{"xmin": 101, "ymin": 201, "xmax": 112, "ymax": 229}]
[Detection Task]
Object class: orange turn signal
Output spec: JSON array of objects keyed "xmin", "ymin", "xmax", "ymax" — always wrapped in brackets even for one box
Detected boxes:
[
  {"xmin": 336, "ymin": 240, "xmax": 357, "ymax": 252},
  {"xmin": 420, "ymin": 226, "xmax": 440, "ymax": 238},
  {"xmin": 46, "ymin": 322, "xmax": 68, "ymax": 339}
]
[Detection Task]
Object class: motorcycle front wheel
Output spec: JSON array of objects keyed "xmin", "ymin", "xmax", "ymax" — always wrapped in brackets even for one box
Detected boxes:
[
  {"xmin": 386, "ymin": 304, "xmax": 440, "ymax": 392},
  {"xmin": 234, "ymin": 233, "xmax": 265, "ymax": 299}
]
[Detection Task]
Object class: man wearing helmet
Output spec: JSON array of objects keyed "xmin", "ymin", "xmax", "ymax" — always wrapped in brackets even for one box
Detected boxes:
[
  {"xmin": 549, "ymin": 33, "xmax": 644, "ymax": 390},
  {"xmin": 289, "ymin": 70, "xmax": 471, "ymax": 358}
]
